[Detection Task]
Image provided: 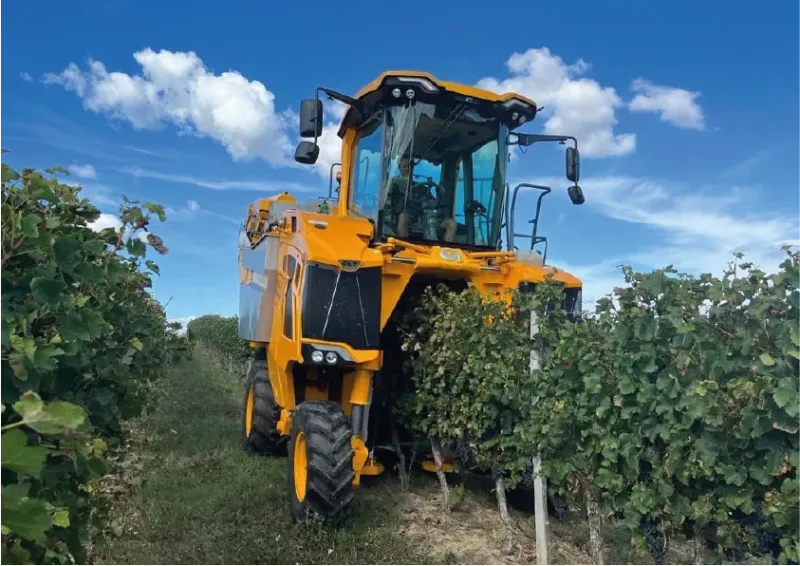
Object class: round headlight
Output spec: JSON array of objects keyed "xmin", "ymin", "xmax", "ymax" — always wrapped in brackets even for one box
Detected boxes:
[
  {"xmin": 311, "ymin": 350, "xmax": 324, "ymax": 363},
  {"xmin": 392, "ymin": 88, "xmax": 402, "ymax": 98},
  {"xmin": 325, "ymin": 352, "xmax": 337, "ymax": 364},
  {"xmin": 405, "ymin": 88, "xmax": 415, "ymax": 99}
]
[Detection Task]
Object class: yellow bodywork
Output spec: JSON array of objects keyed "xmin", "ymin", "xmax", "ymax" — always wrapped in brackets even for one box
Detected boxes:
[{"xmin": 238, "ymin": 71, "xmax": 582, "ymax": 483}]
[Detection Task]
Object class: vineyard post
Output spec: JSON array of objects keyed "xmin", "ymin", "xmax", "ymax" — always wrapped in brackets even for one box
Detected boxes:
[{"xmin": 530, "ymin": 310, "xmax": 549, "ymax": 565}]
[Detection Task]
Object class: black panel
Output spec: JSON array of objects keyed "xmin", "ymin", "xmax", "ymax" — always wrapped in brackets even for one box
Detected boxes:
[
  {"xmin": 283, "ymin": 256, "xmax": 298, "ymax": 338},
  {"xmin": 518, "ymin": 282, "xmax": 582, "ymax": 322},
  {"xmin": 302, "ymin": 263, "xmax": 381, "ymax": 349},
  {"xmin": 562, "ymin": 287, "xmax": 582, "ymax": 322}
]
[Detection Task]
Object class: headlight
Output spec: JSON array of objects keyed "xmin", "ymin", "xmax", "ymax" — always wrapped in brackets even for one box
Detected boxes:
[
  {"xmin": 311, "ymin": 350, "xmax": 324, "ymax": 363},
  {"xmin": 325, "ymin": 352, "xmax": 337, "ymax": 364}
]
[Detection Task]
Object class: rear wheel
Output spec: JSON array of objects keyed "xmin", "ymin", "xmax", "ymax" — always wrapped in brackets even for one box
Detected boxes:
[
  {"xmin": 288, "ymin": 401, "xmax": 355, "ymax": 526},
  {"xmin": 241, "ymin": 360, "xmax": 286, "ymax": 456}
]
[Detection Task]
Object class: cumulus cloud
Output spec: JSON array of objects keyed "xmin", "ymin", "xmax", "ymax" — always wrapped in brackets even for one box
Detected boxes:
[
  {"xmin": 20, "ymin": 72, "xmax": 33, "ymax": 83},
  {"xmin": 309, "ymin": 100, "xmax": 348, "ymax": 178},
  {"xmin": 43, "ymin": 46, "xmax": 706, "ymax": 170},
  {"xmin": 629, "ymin": 78, "xmax": 705, "ymax": 130},
  {"xmin": 88, "ymin": 212, "xmax": 122, "ymax": 232},
  {"xmin": 477, "ymin": 47, "xmax": 636, "ymax": 157},
  {"xmin": 88, "ymin": 212, "xmax": 149, "ymax": 242},
  {"xmin": 43, "ymin": 49, "xmax": 294, "ymax": 166},
  {"xmin": 69, "ymin": 163, "xmax": 97, "ymax": 179}
]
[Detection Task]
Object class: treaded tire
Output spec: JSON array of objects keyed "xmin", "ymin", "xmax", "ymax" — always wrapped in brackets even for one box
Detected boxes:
[
  {"xmin": 288, "ymin": 401, "xmax": 355, "ymax": 526},
  {"xmin": 241, "ymin": 360, "xmax": 286, "ymax": 457}
]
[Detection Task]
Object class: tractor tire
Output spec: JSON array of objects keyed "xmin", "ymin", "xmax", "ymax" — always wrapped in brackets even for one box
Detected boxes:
[
  {"xmin": 241, "ymin": 360, "xmax": 286, "ymax": 456},
  {"xmin": 287, "ymin": 401, "xmax": 355, "ymax": 526}
]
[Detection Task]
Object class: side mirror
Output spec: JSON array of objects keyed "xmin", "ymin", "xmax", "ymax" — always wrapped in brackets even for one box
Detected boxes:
[
  {"xmin": 294, "ymin": 141, "xmax": 320, "ymax": 165},
  {"xmin": 299, "ymin": 99, "xmax": 323, "ymax": 138},
  {"xmin": 568, "ymin": 184, "xmax": 585, "ymax": 205},
  {"xmin": 566, "ymin": 146, "xmax": 580, "ymax": 183}
]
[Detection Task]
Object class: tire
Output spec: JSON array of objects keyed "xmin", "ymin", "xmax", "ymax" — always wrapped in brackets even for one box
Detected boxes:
[
  {"xmin": 241, "ymin": 360, "xmax": 286, "ymax": 456},
  {"xmin": 287, "ymin": 401, "xmax": 355, "ymax": 526}
]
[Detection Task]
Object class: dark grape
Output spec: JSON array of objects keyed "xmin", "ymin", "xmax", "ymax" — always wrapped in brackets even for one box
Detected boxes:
[
  {"xmin": 640, "ymin": 517, "xmax": 668, "ymax": 565},
  {"xmin": 548, "ymin": 493, "xmax": 568, "ymax": 520},
  {"xmin": 452, "ymin": 438, "xmax": 476, "ymax": 468},
  {"xmin": 521, "ymin": 462, "xmax": 534, "ymax": 484}
]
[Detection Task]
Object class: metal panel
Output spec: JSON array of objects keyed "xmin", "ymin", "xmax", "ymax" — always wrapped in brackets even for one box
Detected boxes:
[{"xmin": 238, "ymin": 230, "xmax": 280, "ymax": 342}]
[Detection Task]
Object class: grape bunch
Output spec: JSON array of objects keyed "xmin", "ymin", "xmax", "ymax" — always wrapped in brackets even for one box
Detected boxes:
[
  {"xmin": 548, "ymin": 493, "xmax": 568, "ymax": 521},
  {"xmin": 521, "ymin": 462, "xmax": 535, "ymax": 484},
  {"xmin": 640, "ymin": 517, "xmax": 668, "ymax": 565},
  {"xmin": 452, "ymin": 438, "xmax": 476, "ymax": 468}
]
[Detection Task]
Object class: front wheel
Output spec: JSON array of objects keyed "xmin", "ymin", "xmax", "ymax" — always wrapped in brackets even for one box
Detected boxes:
[
  {"xmin": 241, "ymin": 360, "xmax": 286, "ymax": 456},
  {"xmin": 288, "ymin": 401, "xmax": 355, "ymax": 526}
]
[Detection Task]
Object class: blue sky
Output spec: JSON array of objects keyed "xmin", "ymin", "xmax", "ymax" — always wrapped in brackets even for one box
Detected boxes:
[{"xmin": 3, "ymin": 0, "xmax": 798, "ymax": 323}]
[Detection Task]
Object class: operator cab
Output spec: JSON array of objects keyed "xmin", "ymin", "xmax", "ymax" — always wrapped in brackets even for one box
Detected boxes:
[{"xmin": 294, "ymin": 72, "xmax": 584, "ymax": 254}]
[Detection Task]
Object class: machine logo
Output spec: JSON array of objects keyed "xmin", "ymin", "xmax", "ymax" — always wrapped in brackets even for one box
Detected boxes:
[{"xmin": 339, "ymin": 259, "xmax": 361, "ymax": 272}]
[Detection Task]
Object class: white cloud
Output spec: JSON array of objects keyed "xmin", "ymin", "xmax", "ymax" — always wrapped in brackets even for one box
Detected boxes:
[
  {"xmin": 43, "ymin": 49, "xmax": 294, "ymax": 166},
  {"xmin": 313, "ymin": 100, "xmax": 348, "ymax": 178},
  {"xmin": 628, "ymin": 78, "xmax": 705, "ymax": 130},
  {"xmin": 87, "ymin": 212, "xmax": 149, "ymax": 243},
  {"xmin": 165, "ymin": 198, "xmax": 240, "ymax": 225},
  {"xmin": 21, "ymin": 72, "xmax": 33, "ymax": 83},
  {"xmin": 88, "ymin": 212, "xmax": 122, "ymax": 232},
  {"xmin": 573, "ymin": 176, "xmax": 795, "ymax": 300},
  {"xmin": 477, "ymin": 47, "xmax": 636, "ymax": 157},
  {"xmin": 69, "ymin": 163, "xmax": 97, "ymax": 179},
  {"xmin": 120, "ymin": 166, "xmax": 316, "ymax": 193}
]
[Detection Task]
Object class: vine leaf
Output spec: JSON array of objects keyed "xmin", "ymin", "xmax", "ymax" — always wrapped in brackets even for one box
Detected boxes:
[
  {"xmin": 12, "ymin": 392, "xmax": 86, "ymax": 435},
  {"xmin": 1, "ymin": 429, "xmax": 49, "ymax": 477}
]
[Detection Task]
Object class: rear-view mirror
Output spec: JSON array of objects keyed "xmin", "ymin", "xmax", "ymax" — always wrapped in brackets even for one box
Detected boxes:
[
  {"xmin": 299, "ymin": 99, "xmax": 323, "ymax": 138},
  {"xmin": 568, "ymin": 184, "xmax": 585, "ymax": 205},
  {"xmin": 566, "ymin": 147, "xmax": 580, "ymax": 183},
  {"xmin": 294, "ymin": 141, "xmax": 320, "ymax": 165}
]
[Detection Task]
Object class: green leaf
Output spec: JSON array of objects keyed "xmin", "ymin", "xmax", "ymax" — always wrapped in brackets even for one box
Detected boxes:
[
  {"xmin": 30, "ymin": 277, "xmax": 66, "ymax": 305},
  {"xmin": 12, "ymin": 393, "xmax": 86, "ymax": 435},
  {"xmin": 131, "ymin": 337, "xmax": 144, "ymax": 351},
  {"xmin": 2, "ymin": 497, "xmax": 52, "ymax": 542},
  {"xmin": 759, "ymin": 352, "xmax": 776, "ymax": 366},
  {"xmin": 791, "ymin": 325, "xmax": 800, "ymax": 347},
  {"xmin": 145, "ymin": 260, "xmax": 160, "ymax": 275},
  {"xmin": 143, "ymin": 202, "xmax": 167, "ymax": 222},
  {"xmin": 2, "ymin": 164, "xmax": 21, "ymax": 182},
  {"xmin": 21, "ymin": 214, "xmax": 40, "ymax": 237},
  {"xmin": 1, "ymin": 430, "xmax": 49, "ymax": 477},
  {"xmin": 773, "ymin": 377, "xmax": 799, "ymax": 414},
  {"xmin": 51, "ymin": 508, "xmax": 70, "ymax": 528},
  {"xmin": 126, "ymin": 237, "xmax": 146, "ymax": 258}
]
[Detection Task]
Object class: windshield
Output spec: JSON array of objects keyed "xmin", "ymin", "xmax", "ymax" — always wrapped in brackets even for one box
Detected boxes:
[{"xmin": 349, "ymin": 101, "xmax": 508, "ymax": 249}]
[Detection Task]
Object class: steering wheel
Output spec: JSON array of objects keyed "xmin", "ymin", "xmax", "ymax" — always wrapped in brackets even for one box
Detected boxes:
[
  {"xmin": 465, "ymin": 199, "xmax": 487, "ymax": 217},
  {"xmin": 408, "ymin": 176, "xmax": 444, "ymax": 203}
]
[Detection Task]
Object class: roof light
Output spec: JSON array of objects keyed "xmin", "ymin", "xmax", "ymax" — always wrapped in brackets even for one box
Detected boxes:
[
  {"xmin": 502, "ymin": 98, "xmax": 534, "ymax": 111},
  {"xmin": 394, "ymin": 76, "xmax": 439, "ymax": 93}
]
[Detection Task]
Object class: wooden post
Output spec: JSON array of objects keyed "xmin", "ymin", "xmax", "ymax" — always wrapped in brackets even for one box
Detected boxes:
[{"xmin": 530, "ymin": 311, "xmax": 549, "ymax": 565}]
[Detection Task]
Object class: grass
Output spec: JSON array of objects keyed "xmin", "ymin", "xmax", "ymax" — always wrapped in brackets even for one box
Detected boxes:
[{"xmin": 91, "ymin": 349, "xmax": 440, "ymax": 565}]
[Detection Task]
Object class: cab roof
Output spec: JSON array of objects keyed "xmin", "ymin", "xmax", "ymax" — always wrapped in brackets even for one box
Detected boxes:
[
  {"xmin": 354, "ymin": 70, "xmax": 537, "ymax": 107},
  {"xmin": 336, "ymin": 71, "xmax": 538, "ymax": 137}
]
